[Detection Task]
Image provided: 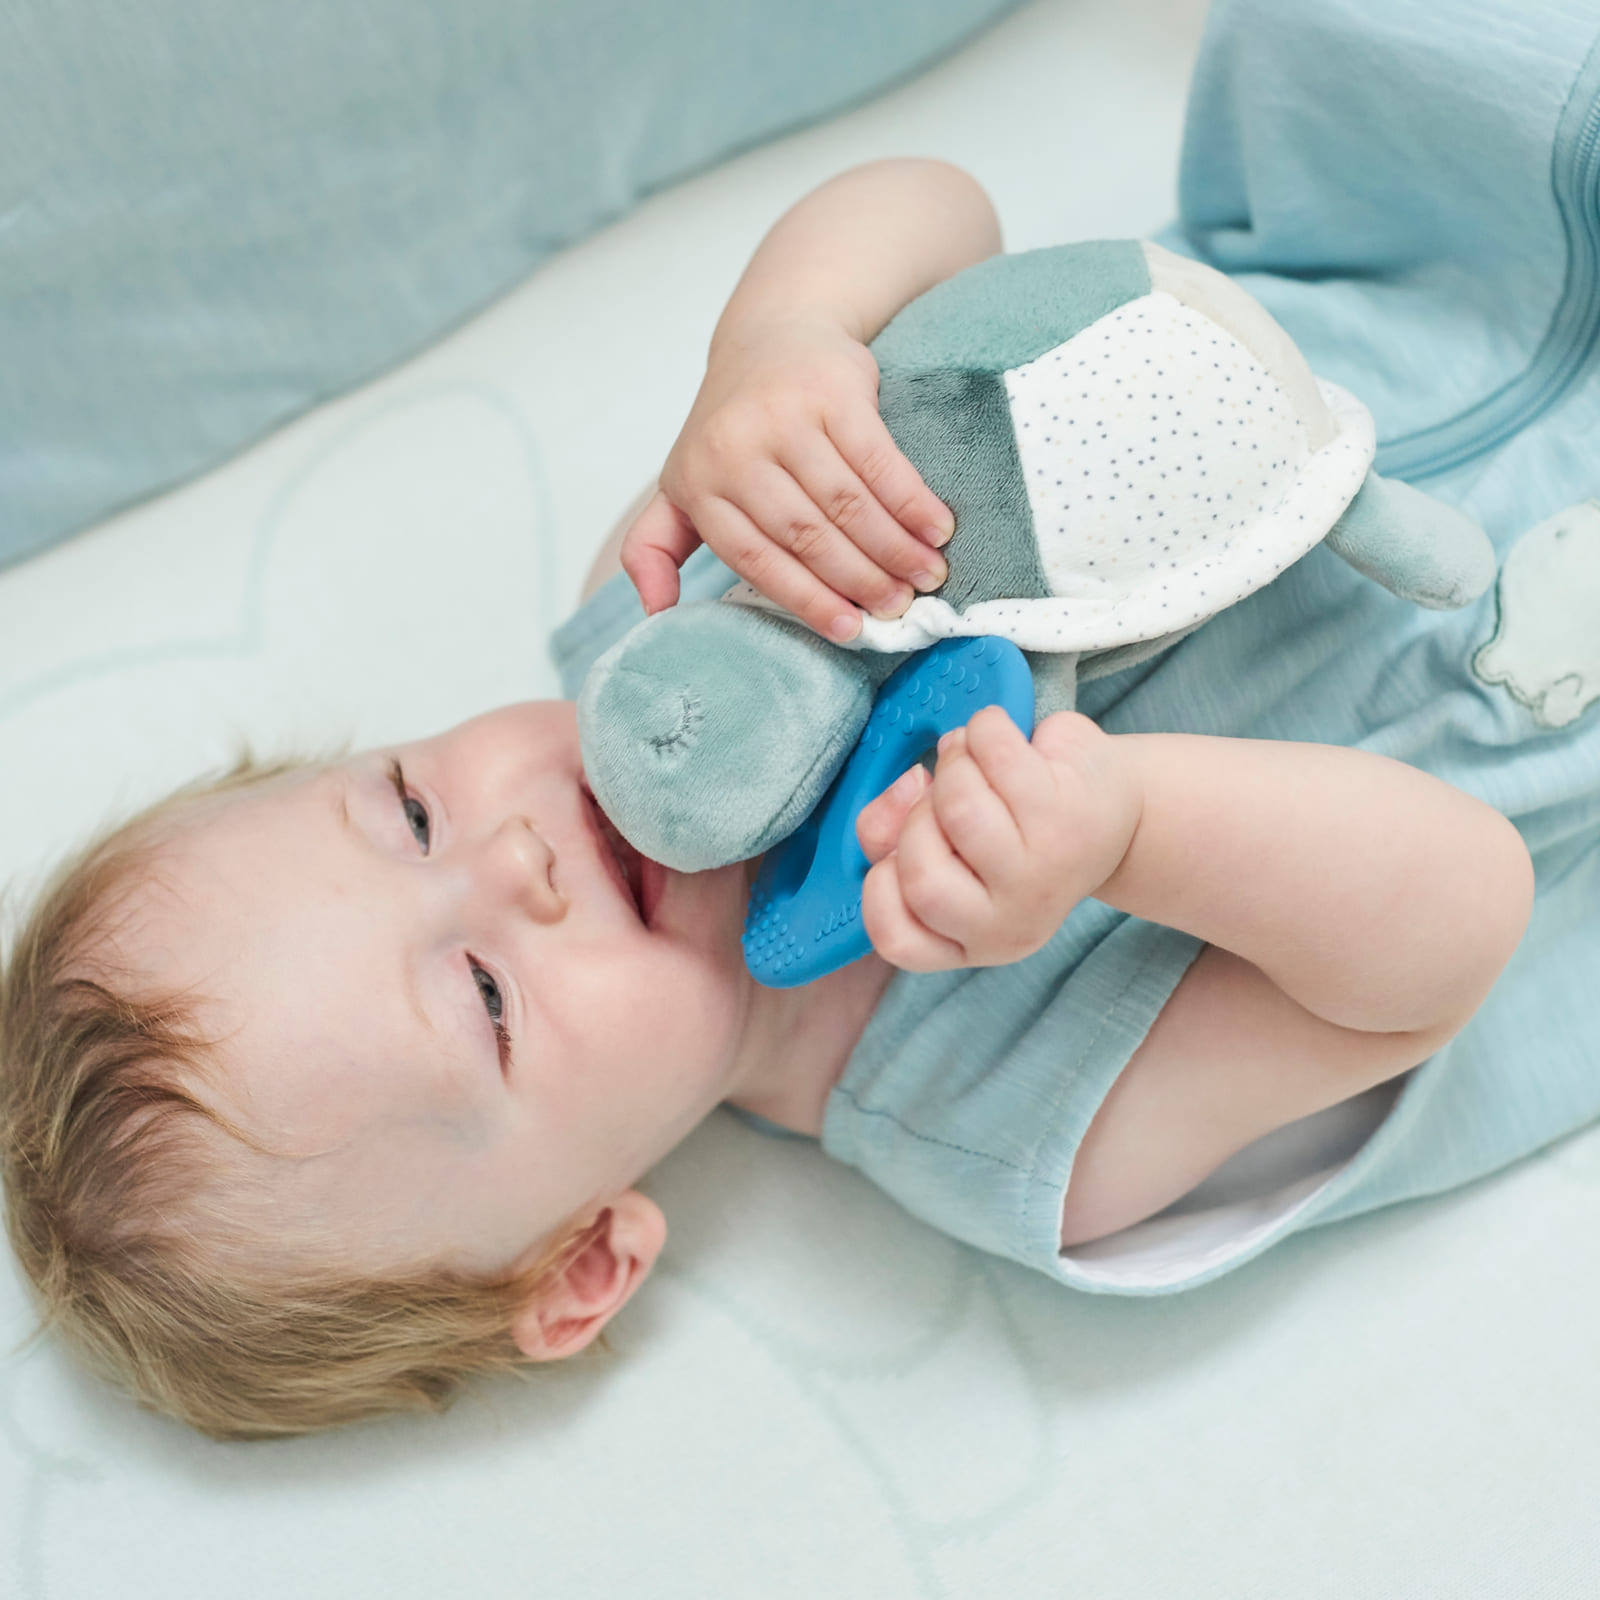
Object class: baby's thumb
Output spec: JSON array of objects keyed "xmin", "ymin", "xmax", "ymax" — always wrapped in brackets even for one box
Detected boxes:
[
  {"xmin": 620, "ymin": 491, "xmax": 699, "ymax": 614},
  {"xmin": 855, "ymin": 763, "xmax": 931, "ymax": 864}
]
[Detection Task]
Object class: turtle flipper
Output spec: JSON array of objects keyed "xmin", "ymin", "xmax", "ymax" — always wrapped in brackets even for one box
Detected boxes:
[{"xmin": 1325, "ymin": 471, "xmax": 1498, "ymax": 610}]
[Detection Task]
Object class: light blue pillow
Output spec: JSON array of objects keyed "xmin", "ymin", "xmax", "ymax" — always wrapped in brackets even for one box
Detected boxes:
[{"xmin": 0, "ymin": 0, "xmax": 1020, "ymax": 568}]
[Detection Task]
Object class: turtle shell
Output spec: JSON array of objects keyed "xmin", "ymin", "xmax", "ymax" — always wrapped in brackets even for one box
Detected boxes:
[{"xmin": 723, "ymin": 240, "xmax": 1376, "ymax": 660}]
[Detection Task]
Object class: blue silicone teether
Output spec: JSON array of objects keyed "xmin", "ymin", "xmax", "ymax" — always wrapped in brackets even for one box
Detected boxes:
[{"xmin": 743, "ymin": 635, "xmax": 1035, "ymax": 988}]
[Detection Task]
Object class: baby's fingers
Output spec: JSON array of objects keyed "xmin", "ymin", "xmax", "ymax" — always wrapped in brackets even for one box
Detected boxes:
[
  {"xmin": 780, "ymin": 434, "xmax": 948, "ymax": 610},
  {"xmin": 886, "ymin": 794, "xmax": 994, "ymax": 944},
  {"xmin": 690, "ymin": 493, "xmax": 869, "ymax": 643},
  {"xmin": 827, "ymin": 407, "xmax": 955, "ymax": 551},
  {"xmin": 958, "ymin": 705, "xmax": 1074, "ymax": 846},
  {"xmin": 856, "ymin": 763, "xmax": 932, "ymax": 865},
  {"xmin": 861, "ymin": 856, "xmax": 968, "ymax": 972},
  {"xmin": 729, "ymin": 461, "xmax": 924, "ymax": 622},
  {"xmin": 925, "ymin": 724, "xmax": 1027, "ymax": 886},
  {"xmin": 620, "ymin": 492, "xmax": 700, "ymax": 614}
]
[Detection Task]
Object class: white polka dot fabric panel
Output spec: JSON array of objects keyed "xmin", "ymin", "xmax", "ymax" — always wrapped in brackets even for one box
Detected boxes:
[
  {"xmin": 1014, "ymin": 292, "xmax": 1309, "ymax": 598},
  {"xmin": 1002, "ymin": 291, "xmax": 1366, "ymax": 643}
]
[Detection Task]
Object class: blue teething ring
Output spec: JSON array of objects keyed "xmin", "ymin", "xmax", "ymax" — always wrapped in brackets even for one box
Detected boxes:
[{"xmin": 743, "ymin": 636, "xmax": 1035, "ymax": 988}]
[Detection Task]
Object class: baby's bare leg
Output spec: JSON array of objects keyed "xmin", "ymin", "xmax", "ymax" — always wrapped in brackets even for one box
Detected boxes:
[{"xmin": 1058, "ymin": 943, "xmax": 1442, "ymax": 1247}]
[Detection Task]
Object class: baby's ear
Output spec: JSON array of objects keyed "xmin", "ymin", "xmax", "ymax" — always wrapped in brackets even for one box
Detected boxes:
[{"xmin": 509, "ymin": 1191, "xmax": 667, "ymax": 1362}]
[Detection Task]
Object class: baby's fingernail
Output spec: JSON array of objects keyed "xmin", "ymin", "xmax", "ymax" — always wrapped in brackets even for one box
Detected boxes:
[
  {"xmin": 870, "ymin": 585, "xmax": 916, "ymax": 620},
  {"xmin": 937, "ymin": 730, "xmax": 958, "ymax": 753},
  {"xmin": 911, "ymin": 561, "xmax": 946, "ymax": 593},
  {"xmin": 828, "ymin": 611, "xmax": 861, "ymax": 643},
  {"xmin": 923, "ymin": 522, "xmax": 953, "ymax": 548},
  {"xmin": 891, "ymin": 765, "xmax": 927, "ymax": 798}
]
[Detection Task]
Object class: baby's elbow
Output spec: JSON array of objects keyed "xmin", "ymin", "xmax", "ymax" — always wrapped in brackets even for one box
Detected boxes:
[{"xmin": 889, "ymin": 158, "xmax": 1001, "ymax": 252}]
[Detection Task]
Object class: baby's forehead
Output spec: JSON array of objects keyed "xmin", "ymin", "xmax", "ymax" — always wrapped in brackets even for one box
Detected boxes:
[
  {"xmin": 113, "ymin": 766, "xmax": 340, "ymax": 993},
  {"xmin": 173, "ymin": 758, "xmax": 347, "ymax": 859}
]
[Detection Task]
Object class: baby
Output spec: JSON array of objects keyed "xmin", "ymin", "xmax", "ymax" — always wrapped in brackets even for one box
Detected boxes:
[{"xmin": 0, "ymin": 160, "xmax": 1536, "ymax": 1439}]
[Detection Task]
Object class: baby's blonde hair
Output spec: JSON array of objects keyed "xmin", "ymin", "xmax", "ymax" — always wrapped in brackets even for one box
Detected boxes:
[{"xmin": 0, "ymin": 757, "xmax": 588, "ymax": 1440}]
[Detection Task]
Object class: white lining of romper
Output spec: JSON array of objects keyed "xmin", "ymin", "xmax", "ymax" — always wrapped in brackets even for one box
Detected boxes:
[{"xmin": 1057, "ymin": 1078, "xmax": 1405, "ymax": 1289}]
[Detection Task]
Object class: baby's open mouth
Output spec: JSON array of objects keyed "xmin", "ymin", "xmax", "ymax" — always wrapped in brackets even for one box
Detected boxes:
[{"xmin": 583, "ymin": 784, "xmax": 648, "ymax": 918}]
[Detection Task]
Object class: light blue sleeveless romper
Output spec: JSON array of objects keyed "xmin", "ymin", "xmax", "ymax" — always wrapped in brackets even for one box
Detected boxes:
[{"xmin": 553, "ymin": 0, "xmax": 1600, "ymax": 1294}]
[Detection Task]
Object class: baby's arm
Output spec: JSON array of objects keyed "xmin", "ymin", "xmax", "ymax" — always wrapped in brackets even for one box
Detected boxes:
[
  {"xmin": 859, "ymin": 709, "xmax": 1535, "ymax": 1244},
  {"xmin": 1069, "ymin": 729, "xmax": 1534, "ymax": 1242},
  {"xmin": 621, "ymin": 158, "xmax": 1000, "ymax": 639},
  {"xmin": 1102, "ymin": 730, "xmax": 1534, "ymax": 1039}
]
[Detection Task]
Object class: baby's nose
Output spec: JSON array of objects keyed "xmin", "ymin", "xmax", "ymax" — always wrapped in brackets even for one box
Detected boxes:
[{"xmin": 479, "ymin": 816, "xmax": 567, "ymax": 924}]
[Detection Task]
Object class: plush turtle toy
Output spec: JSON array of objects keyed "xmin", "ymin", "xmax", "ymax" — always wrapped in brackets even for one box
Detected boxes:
[{"xmin": 578, "ymin": 240, "xmax": 1499, "ymax": 873}]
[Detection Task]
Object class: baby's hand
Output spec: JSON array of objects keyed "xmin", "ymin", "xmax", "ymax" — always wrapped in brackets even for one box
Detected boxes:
[
  {"xmin": 620, "ymin": 317, "xmax": 954, "ymax": 642},
  {"xmin": 854, "ymin": 707, "xmax": 1144, "ymax": 971}
]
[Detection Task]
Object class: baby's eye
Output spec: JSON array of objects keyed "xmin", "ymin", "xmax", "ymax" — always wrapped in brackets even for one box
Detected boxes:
[
  {"xmin": 470, "ymin": 962, "xmax": 504, "ymax": 1027},
  {"xmin": 388, "ymin": 760, "xmax": 430, "ymax": 854},
  {"xmin": 470, "ymin": 960, "xmax": 512, "ymax": 1071}
]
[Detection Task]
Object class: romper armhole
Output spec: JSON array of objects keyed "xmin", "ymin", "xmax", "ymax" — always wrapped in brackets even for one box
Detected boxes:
[{"xmin": 1058, "ymin": 1076, "xmax": 1407, "ymax": 1290}]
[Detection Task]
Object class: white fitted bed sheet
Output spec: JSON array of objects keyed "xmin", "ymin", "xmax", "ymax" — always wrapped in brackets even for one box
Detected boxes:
[{"xmin": 4, "ymin": 2, "xmax": 1599, "ymax": 1594}]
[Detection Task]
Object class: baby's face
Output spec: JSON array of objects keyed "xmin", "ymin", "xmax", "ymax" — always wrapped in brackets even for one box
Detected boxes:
[{"xmin": 141, "ymin": 702, "xmax": 754, "ymax": 1278}]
